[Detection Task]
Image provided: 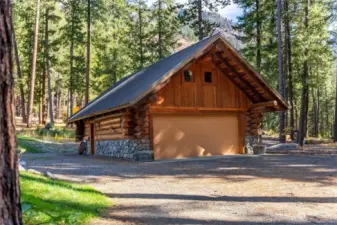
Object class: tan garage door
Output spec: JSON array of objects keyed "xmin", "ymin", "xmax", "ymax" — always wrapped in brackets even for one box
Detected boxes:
[{"xmin": 153, "ymin": 114, "xmax": 240, "ymax": 160}]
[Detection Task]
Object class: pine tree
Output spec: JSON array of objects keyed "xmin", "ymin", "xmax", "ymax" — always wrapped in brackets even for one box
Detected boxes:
[
  {"xmin": 276, "ymin": 0, "xmax": 285, "ymax": 143},
  {"xmin": 127, "ymin": 0, "xmax": 153, "ymax": 70},
  {"xmin": 27, "ymin": 0, "xmax": 41, "ymax": 127},
  {"xmin": 0, "ymin": 0, "xmax": 22, "ymax": 223},
  {"xmin": 181, "ymin": 0, "xmax": 230, "ymax": 40},
  {"xmin": 61, "ymin": 0, "xmax": 86, "ymax": 116},
  {"xmin": 151, "ymin": 0, "xmax": 181, "ymax": 60},
  {"xmin": 85, "ymin": 0, "xmax": 91, "ymax": 105},
  {"xmin": 12, "ymin": 12, "xmax": 27, "ymax": 123}
]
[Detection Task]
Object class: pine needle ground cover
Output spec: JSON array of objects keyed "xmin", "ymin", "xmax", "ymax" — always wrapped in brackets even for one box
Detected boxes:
[{"xmin": 20, "ymin": 172, "xmax": 111, "ymax": 225}]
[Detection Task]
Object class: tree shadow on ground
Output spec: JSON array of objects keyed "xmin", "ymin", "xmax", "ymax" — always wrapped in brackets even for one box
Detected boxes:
[
  {"xmin": 23, "ymin": 154, "xmax": 337, "ymax": 186},
  {"xmin": 105, "ymin": 193, "xmax": 337, "ymax": 203},
  {"xmin": 96, "ymin": 203, "xmax": 337, "ymax": 225}
]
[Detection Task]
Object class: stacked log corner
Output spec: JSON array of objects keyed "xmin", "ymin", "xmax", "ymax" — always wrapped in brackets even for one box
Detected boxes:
[
  {"xmin": 75, "ymin": 120, "xmax": 84, "ymax": 141},
  {"xmin": 132, "ymin": 103, "xmax": 150, "ymax": 139},
  {"xmin": 244, "ymin": 109, "xmax": 263, "ymax": 136}
]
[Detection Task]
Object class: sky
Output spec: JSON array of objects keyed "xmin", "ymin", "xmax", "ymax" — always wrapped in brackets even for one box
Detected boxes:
[
  {"xmin": 147, "ymin": 0, "xmax": 243, "ymax": 22},
  {"xmin": 217, "ymin": 1, "xmax": 243, "ymax": 22}
]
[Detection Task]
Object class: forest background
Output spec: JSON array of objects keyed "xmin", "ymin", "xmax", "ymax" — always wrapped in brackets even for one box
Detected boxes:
[{"xmin": 12, "ymin": 0, "xmax": 337, "ymax": 142}]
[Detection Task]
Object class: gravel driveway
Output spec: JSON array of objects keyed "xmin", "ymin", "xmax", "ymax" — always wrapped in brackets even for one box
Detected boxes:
[{"xmin": 22, "ymin": 153, "xmax": 337, "ymax": 225}]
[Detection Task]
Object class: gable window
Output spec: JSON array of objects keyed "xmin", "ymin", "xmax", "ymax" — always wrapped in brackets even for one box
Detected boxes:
[
  {"xmin": 204, "ymin": 71, "xmax": 212, "ymax": 83},
  {"xmin": 184, "ymin": 70, "xmax": 193, "ymax": 82}
]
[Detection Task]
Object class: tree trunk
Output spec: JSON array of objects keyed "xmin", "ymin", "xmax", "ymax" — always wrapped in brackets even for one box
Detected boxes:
[
  {"xmin": 45, "ymin": 8, "xmax": 54, "ymax": 124},
  {"xmin": 11, "ymin": 16, "xmax": 27, "ymax": 123},
  {"xmin": 55, "ymin": 82, "xmax": 61, "ymax": 120},
  {"xmin": 158, "ymin": 0, "xmax": 163, "ymax": 59},
  {"xmin": 41, "ymin": 59, "xmax": 46, "ymax": 124},
  {"xmin": 312, "ymin": 88, "xmax": 318, "ymax": 137},
  {"xmin": 0, "ymin": 1, "xmax": 23, "ymax": 223},
  {"xmin": 332, "ymin": 69, "xmax": 337, "ymax": 142},
  {"xmin": 284, "ymin": 0, "xmax": 295, "ymax": 139},
  {"xmin": 41, "ymin": 13, "xmax": 47, "ymax": 125},
  {"xmin": 298, "ymin": 0, "xmax": 310, "ymax": 146},
  {"xmin": 276, "ymin": 0, "xmax": 285, "ymax": 143},
  {"xmin": 138, "ymin": 4, "xmax": 144, "ymax": 69},
  {"xmin": 197, "ymin": 0, "xmax": 202, "ymax": 41},
  {"xmin": 256, "ymin": 0, "xmax": 261, "ymax": 73},
  {"xmin": 27, "ymin": 0, "xmax": 41, "ymax": 128},
  {"xmin": 85, "ymin": 0, "xmax": 90, "ymax": 105},
  {"xmin": 69, "ymin": 3, "xmax": 75, "ymax": 117}
]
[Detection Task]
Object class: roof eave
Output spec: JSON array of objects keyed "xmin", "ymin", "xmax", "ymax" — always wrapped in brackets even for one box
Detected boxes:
[{"xmin": 67, "ymin": 103, "xmax": 131, "ymax": 123}]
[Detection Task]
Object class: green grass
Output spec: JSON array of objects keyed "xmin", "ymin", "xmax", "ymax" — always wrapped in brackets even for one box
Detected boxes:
[
  {"xmin": 21, "ymin": 171, "xmax": 111, "ymax": 225},
  {"xmin": 17, "ymin": 135, "xmax": 44, "ymax": 153},
  {"xmin": 35, "ymin": 127, "xmax": 75, "ymax": 140}
]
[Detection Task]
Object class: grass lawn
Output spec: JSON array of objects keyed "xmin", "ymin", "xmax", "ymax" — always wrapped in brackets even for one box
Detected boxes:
[
  {"xmin": 21, "ymin": 171, "xmax": 111, "ymax": 225},
  {"xmin": 17, "ymin": 135, "xmax": 44, "ymax": 153},
  {"xmin": 17, "ymin": 135, "xmax": 78, "ymax": 154}
]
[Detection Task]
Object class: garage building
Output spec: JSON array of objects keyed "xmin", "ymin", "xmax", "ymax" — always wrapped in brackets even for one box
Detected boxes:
[{"xmin": 68, "ymin": 33, "xmax": 287, "ymax": 161}]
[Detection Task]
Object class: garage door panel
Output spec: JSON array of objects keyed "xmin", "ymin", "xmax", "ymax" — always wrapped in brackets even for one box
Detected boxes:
[{"xmin": 153, "ymin": 114, "xmax": 239, "ymax": 160}]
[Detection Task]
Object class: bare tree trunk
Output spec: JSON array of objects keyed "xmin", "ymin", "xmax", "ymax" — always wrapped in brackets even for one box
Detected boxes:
[
  {"xmin": 0, "ymin": 1, "xmax": 23, "ymax": 223},
  {"xmin": 55, "ymin": 80, "xmax": 61, "ymax": 120},
  {"xmin": 284, "ymin": 0, "xmax": 295, "ymax": 139},
  {"xmin": 138, "ymin": 4, "xmax": 144, "ymax": 69},
  {"xmin": 85, "ymin": 0, "xmax": 90, "ymax": 105},
  {"xmin": 317, "ymin": 88, "xmax": 322, "ymax": 136},
  {"xmin": 256, "ymin": 0, "xmax": 261, "ymax": 73},
  {"xmin": 332, "ymin": 69, "xmax": 337, "ymax": 142},
  {"xmin": 197, "ymin": 0, "xmax": 202, "ymax": 41},
  {"xmin": 312, "ymin": 88, "xmax": 318, "ymax": 137},
  {"xmin": 11, "ymin": 17, "xmax": 27, "ymax": 123},
  {"xmin": 69, "ymin": 3, "xmax": 75, "ymax": 118},
  {"xmin": 276, "ymin": 0, "xmax": 285, "ymax": 143},
  {"xmin": 158, "ymin": 0, "xmax": 163, "ymax": 59},
  {"xmin": 298, "ymin": 0, "xmax": 310, "ymax": 146},
  {"xmin": 27, "ymin": 0, "xmax": 41, "ymax": 128},
  {"xmin": 42, "ymin": 61, "xmax": 46, "ymax": 124},
  {"xmin": 45, "ymin": 8, "xmax": 54, "ymax": 124}
]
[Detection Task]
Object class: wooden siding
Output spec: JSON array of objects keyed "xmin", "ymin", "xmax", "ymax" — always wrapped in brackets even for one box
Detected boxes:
[
  {"xmin": 83, "ymin": 112, "xmax": 129, "ymax": 141},
  {"xmin": 83, "ymin": 107, "xmax": 151, "ymax": 141},
  {"xmin": 152, "ymin": 58, "xmax": 252, "ymax": 109}
]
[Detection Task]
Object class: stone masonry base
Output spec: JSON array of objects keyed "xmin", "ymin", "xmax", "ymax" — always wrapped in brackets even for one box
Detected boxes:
[{"xmin": 85, "ymin": 138, "xmax": 153, "ymax": 161}]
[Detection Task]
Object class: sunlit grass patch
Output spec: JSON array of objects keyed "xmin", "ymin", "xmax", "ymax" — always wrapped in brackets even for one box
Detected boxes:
[
  {"xmin": 21, "ymin": 171, "xmax": 111, "ymax": 225},
  {"xmin": 17, "ymin": 135, "xmax": 44, "ymax": 153}
]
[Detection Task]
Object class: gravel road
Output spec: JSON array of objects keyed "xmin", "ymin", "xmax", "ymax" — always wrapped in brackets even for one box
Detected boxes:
[{"xmin": 22, "ymin": 153, "xmax": 337, "ymax": 225}]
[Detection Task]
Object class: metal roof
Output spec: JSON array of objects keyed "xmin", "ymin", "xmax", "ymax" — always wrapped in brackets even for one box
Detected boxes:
[{"xmin": 68, "ymin": 33, "xmax": 287, "ymax": 122}]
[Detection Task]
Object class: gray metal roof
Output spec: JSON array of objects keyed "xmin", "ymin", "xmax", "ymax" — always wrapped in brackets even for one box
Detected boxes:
[{"xmin": 68, "ymin": 34, "xmax": 219, "ymax": 122}]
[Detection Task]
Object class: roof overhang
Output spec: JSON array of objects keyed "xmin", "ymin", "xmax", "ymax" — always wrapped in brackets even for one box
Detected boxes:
[{"xmin": 68, "ymin": 33, "xmax": 287, "ymax": 123}]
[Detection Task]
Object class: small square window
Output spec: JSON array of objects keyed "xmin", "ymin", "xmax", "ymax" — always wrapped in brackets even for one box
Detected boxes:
[
  {"xmin": 204, "ymin": 71, "xmax": 212, "ymax": 83},
  {"xmin": 184, "ymin": 70, "xmax": 193, "ymax": 82}
]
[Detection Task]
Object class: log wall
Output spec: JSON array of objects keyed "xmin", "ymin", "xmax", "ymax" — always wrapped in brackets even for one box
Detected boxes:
[{"xmin": 84, "ymin": 112, "xmax": 129, "ymax": 141}]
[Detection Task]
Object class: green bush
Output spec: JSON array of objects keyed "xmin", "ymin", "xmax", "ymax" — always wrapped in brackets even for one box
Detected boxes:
[{"xmin": 35, "ymin": 127, "xmax": 75, "ymax": 139}]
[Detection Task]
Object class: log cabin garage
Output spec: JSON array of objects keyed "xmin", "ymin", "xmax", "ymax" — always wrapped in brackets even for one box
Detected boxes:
[{"xmin": 68, "ymin": 33, "xmax": 287, "ymax": 161}]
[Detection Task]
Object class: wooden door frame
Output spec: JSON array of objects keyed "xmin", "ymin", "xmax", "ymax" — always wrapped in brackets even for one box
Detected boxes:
[{"xmin": 90, "ymin": 123, "xmax": 95, "ymax": 155}]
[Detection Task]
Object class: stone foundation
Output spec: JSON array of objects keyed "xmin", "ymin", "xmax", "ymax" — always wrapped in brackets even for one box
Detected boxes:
[
  {"xmin": 85, "ymin": 138, "xmax": 153, "ymax": 161},
  {"xmin": 245, "ymin": 136, "xmax": 258, "ymax": 154},
  {"xmin": 245, "ymin": 135, "xmax": 266, "ymax": 155}
]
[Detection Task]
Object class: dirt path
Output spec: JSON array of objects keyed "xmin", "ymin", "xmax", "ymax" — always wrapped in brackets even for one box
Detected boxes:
[{"xmin": 22, "ymin": 153, "xmax": 337, "ymax": 225}]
